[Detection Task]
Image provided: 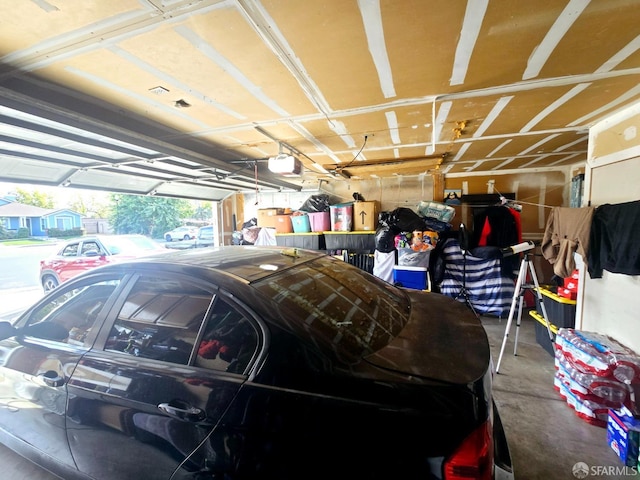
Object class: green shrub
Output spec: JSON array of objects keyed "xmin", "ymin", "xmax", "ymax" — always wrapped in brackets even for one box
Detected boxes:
[{"xmin": 47, "ymin": 227, "xmax": 85, "ymax": 238}]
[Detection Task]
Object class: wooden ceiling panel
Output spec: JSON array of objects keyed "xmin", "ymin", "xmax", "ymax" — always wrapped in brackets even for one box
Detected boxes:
[
  {"xmin": 381, "ymin": 0, "xmax": 468, "ymax": 95},
  {"xmin": 261, "ymin": 0, "xmax": 389, "ymax": 110},
  {"xmin": 0, "ymin": 1, "xmax": 639, "ymax": 199},
  {"xmin": 0, "ymin": 0, "xmax": 138, "ymax": 56},
  {"xmin": 463, "ymin": 1, "xmax": 567, "ymax": 90},
  {"xmin": 536, "ymin": 1, "xmax": 640, "ymax": 79}
]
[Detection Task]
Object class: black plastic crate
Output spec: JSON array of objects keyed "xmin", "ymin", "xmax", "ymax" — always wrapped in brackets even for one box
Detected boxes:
[
  {"xmin": 530, "ymin": 310, "xmax": 557, "ymax": 357},
  {"xmin": 535, "ymin": 287, "xmax": 576, "ymax": 328},
  {"xmin": 275, "ymin": 233, "xmax": 326, "ymax": 250},
  {"xmin": 324, "ymin": 231, "xmax": 376, "ymax": 251}
]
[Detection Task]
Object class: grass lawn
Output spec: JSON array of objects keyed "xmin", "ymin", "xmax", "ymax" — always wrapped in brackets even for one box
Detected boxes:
[{"xmin": 0, "ymin": 239, "xmax": 59, "ymax": 246}]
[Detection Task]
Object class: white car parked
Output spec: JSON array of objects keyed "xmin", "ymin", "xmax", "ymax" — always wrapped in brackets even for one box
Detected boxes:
[{"xmin": 164, "ymin": 225, "xmax": 198, "ymax": 242}]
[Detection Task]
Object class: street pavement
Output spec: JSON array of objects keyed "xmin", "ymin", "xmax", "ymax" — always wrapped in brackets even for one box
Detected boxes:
[{"xmin": 0, "ymin": 286, "xmax": 43, "ymax": 320}]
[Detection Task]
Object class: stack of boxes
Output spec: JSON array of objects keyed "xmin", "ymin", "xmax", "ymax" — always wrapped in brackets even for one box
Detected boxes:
[
  {"xmin": 557, "ymin": 269, "xmax": 579, "ymax": 300},
  {"xmin": 262, "ymin": 201, "xmax": 380, "ymax": 254}
]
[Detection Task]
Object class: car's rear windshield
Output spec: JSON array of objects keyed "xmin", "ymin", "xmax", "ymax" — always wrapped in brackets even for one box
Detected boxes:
[
  {"xmin": 253, "ymin": 256, "xmax": 411, "ymax": 363},
  {"xmin": 104, "ymin": 236, "xmax": 160, "ymax": 253}
]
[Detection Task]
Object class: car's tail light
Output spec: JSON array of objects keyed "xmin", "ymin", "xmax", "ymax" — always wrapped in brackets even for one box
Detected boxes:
[{"xmin": 443, "ymin": 420, "xmax": 493, "ymax": 480}]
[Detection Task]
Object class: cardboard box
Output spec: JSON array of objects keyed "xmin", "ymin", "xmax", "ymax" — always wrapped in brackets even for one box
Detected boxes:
[
  {"xmin": 352, "ymin": 201, "xmax": 379, "ymax": 231},
  {"xmin": 608, "ymin": 408, "xmax": 640, "ymax": 466},
  {"xmin": 257, "ymin": 208, "xmax": 285, "ymax": 228},
  {"xmin": 557, "ymin": 287, "xmax": 577, "ymax": 301}
]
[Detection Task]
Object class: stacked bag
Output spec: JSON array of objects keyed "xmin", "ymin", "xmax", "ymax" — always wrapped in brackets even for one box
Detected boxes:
[
  {"xmin": 554, "ymin": 328, "xmax": 640, "ymax": 427},
  {"xmin": 373, "ymin": 203, "xmax": 454, "ymax": 284}
]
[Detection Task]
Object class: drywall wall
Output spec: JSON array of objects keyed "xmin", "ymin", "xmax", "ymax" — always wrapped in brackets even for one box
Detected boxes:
[
  {"xmin": 443, "ymin": 168, "xmax": 571, "ymax": 240},
  {"xmin": 580, "ymin": 101, "xmax": 640, "ymax": 353}
]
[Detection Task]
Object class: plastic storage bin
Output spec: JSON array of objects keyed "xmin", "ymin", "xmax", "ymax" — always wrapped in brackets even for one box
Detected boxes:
[
  {"xmin": 274, "ymin": 215, "xmax": 293, "ymax": 234},
  {"xmin": 291, "ymin": 214, "xmax": 311, "ymax": 233},
  {"xmin": 307, "ymin": 211, "xmax": 330, "ymax": 232},
  {"xmin": 324, "ymin": 231, "xmax": 376, "ymax": 251},
  {"xmin": 276, "ymin": 233, "xmax": 326, "ymax": 250},
  {"xmin": 535, "ymin": 287, "xmax": 576, "ymax": 328},
  {"xmin": 330, "ymin": 203, "xmax": 353, "ymax": 231},
  {"xmin": 530, "ymin": 310, "xmax": 558, "ymax": 357},
  {"xmin": 397, "ymin": 248, "xmax": 431, "ymax": 268}
]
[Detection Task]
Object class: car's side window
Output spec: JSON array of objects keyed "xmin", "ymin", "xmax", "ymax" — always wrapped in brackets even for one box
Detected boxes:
[
  {"xmin": 105, "ymin": 275, "xmax": 213, "ymax": 365},
  {"xmin": 195, "ymin": 298, "xmax": 259, "ymax": 374},
  {"xmin": 23, "ymin": 278, "xmax": 121, "ymax": 347},
  {"xmin": 81, "ymin": 241, "xmax": 101, "ymax": 255},
  {"xmin": 62, "ymin": 243, "xmax": 79, "ymax": 257}
]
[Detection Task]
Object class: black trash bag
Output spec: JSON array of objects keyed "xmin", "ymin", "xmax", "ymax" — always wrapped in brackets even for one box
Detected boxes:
[
  {"xmin": 390, "ymin": 207, "xmax": 427, "ymax": 232},
  {"xmin": 242, "ymin": 218, "xmax": 257, "ymax": 229},
  {"xmin": 375, "ymin": 226, "xmax": 396, "ymax": 253},
  {"xmin": 299, "ymin": 194, "xmax": 340, "ymax": 212},
  {"xmin": 377, "ymin": 211, "xmax": 395, "ymax": 230}
]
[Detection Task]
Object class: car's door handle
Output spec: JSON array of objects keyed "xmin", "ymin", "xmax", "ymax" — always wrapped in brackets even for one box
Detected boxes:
[
  {"xmin": 41, "ymin": 370, "xmax": 65, "ymax": 387},
  {"xmin": 158, "ymin": 401, "xmax": 207, "ymax": 423}
]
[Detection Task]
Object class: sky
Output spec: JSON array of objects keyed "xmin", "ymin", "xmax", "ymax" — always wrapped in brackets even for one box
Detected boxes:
[{"xmin": 0, "ymin": 182, "xmax": 109, "ymax": 208}]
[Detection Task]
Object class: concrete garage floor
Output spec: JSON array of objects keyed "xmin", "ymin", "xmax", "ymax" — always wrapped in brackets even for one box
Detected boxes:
[{"xmin": 483, "ymin": 313, "xmax": 630, "ymax": 480}]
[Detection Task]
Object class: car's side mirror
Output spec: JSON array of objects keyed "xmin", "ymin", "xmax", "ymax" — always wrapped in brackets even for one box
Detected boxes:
[{"xmin": 0, "ymin": 321, "xmax": 18, "ymax": 340}]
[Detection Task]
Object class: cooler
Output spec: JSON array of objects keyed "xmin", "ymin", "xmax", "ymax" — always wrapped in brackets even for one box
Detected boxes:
[{"xmin": 393, "ymin": 266, "xmax": 430, "ymax": 291}]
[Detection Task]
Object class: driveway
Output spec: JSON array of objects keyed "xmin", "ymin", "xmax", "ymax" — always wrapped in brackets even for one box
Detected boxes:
[{"xmin": 0, "ymin": 242, "xmax": 58, "ymax": 319}]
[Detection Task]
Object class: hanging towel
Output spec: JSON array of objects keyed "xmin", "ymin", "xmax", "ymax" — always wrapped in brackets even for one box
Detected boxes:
[
  {"xmin": 587, "ymin": 200, "xmax": 640, "ymax": 279},
  {"xmin": 541, "ymin": 207, "xmax": 595, "ymax": 278}
]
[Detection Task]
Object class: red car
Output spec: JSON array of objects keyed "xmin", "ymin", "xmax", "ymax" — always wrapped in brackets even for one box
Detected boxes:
[{"xmin": 39, "ymin": 234, "xmax": 168, "ymax": 292}]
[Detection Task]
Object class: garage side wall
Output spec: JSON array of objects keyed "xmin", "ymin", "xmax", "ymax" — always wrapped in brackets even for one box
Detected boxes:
[{"xmin": 581, "ymin": 101, "xmax": 640, "ymax": 352}]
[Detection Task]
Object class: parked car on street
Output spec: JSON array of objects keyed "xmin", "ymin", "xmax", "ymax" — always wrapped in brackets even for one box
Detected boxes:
[
  {"xmin": 39, "ymin": 234, "xmax": 168, "ymax": 292},
  {"xmin": 0, "ymin": 246, "xmax": 513, "ymax": 480},
  {"xmin": 194, "ymin": 225, "xmax": 214, "ymax": 248},
  {"xmin": 164, "ymin": 225, "xmax": 198, "ymax": 242}
]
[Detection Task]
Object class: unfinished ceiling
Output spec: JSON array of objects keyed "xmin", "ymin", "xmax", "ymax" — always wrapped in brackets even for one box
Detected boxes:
[{"xmin": 1, "ymin": 0, "xmax": 639, "ymax": 201}]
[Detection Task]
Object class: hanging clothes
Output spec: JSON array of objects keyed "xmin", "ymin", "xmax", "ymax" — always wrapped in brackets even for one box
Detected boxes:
[
  {"xmin": 472, "ymin": 205, "xmax": 520, "ymax": 248},
  {"xmin": 541, "ymin": 206, "xmax": 595, "ymax": 278},
  {"xmin": 587, "ymin": 200, "xmax": 640, "ymax": 279},
  {"xmin": 438, "ymin": 238, "xmax": 515, "ymax": 316},
  {"xmin": 472, "ymin": 205, "xmax": 521, "ymax": 277}
]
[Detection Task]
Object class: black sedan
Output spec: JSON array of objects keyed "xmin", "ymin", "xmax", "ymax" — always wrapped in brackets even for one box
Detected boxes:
[{"xmin": 0, "ymin": 246, "xmax": 513, "ymax": 480}]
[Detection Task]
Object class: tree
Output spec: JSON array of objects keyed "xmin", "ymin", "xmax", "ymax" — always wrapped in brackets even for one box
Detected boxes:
[
  {"xmin": 68, "ymin": 194, "xmax": 110, "ymax": 218},
  {"xmin": 109, "ymin": 194, "xmax": 195, "ymax": 238},
  {"xmin": 192, "ymin": 202, "xmax": 213, "ymax": 222},
  {"xmin": 14, "ymin": 188, "xmax": 54, "ymax": 208}
]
